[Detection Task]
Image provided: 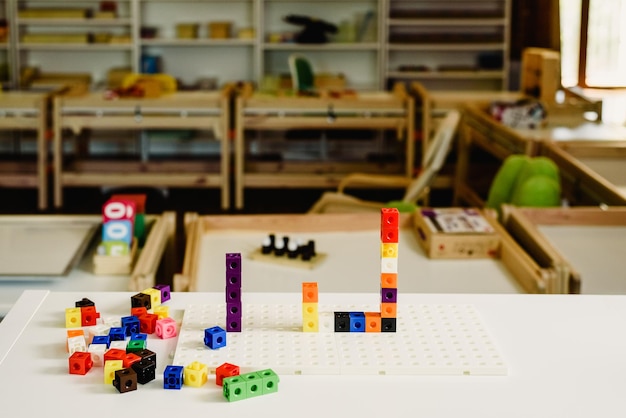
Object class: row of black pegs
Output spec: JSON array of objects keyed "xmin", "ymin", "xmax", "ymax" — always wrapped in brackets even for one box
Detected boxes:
[{"xmin": 261, "ymin": 234, "xmax": 316, "ymax": 261}]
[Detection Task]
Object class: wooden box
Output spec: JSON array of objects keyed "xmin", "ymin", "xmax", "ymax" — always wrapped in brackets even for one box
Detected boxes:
[
  {"xmin": 502, "ymin": 206, "xmax": 626, "ymax": 294},
  {"xmin": 209, "ymin": 22, "xmax": 232, "ymax": 39},
  {"xmin": 413, "ymin": 208, "xmax": 501, "ymax": 259},
  {"xmin": 93, "ymin": 239, "xmax": 138, "ymax": 275}
]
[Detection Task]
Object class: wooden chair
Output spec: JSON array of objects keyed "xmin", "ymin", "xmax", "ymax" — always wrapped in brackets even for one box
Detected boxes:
[{"xmin": 307, "ymin": 109, "xmax": 461, "ymax": 213}]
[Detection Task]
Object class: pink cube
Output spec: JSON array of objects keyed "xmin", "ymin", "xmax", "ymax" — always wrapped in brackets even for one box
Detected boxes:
[{"xmin": 155, "ymin": 317, "xmax": 177, "ymax": 339}]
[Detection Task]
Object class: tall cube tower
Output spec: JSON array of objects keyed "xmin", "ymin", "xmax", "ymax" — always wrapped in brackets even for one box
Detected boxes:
[
  {"xmin": 226, "ymin": 253, "xmax": 242, "ymax": 332},
  {"xmin": 380, "ymin": 208, "xmax": 399, "ymax": 332}
]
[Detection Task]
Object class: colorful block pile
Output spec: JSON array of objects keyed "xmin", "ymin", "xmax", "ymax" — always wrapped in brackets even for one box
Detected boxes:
[{"xmin": 64, "ymin": 287, "xmax": 171, "ymax": 393}]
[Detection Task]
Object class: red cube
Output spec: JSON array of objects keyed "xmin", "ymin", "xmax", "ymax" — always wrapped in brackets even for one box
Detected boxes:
[
  {"xmin": 216, "ymin": 362, "xmax": 240, "ymax": 386},
  {"xmin": 80, "ymin": 306, "xmax": 100, "ymax": 326},
  {"xmin": 139, "ymin": 313, "xmax": 158, "ymax": 334},
  {"xmin": 380, "ymin": 208, "xmax": 399, "ymax": 229},
  {"xmin": 104, "ymin": 348, "xmax": 126, "ymax": 363},
  {"xmin": 69, "ymin": 352, "xmax": 93, "ymax": 375}
]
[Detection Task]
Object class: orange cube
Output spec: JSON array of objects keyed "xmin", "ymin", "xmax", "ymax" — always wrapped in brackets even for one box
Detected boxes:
[
  {"xmin": 380, "ymin": 273, "xmax": 397, "ymax": 288},
  {"xmin": 364, "ymin": 312, "xmax": 381, "ymax": 332},
  {"xmin": 380, "ymin": 303, "xmax": 397, "ymax": 318},
  {"xmin": 302, "ymin": 282, "xmax": 318, "ymax": 303}
]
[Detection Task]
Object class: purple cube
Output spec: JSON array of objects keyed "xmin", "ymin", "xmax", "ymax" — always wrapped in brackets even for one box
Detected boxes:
[
  {"xmin": 226, "ymin": 314, "xmax": 242, "ymax": 332},
  {"xmin": 381, "ymin": 288, "xmax": 398, "ymax": 303},
  {"xmin": 153, "ymin": 284, "xmax": 171, "ymax": 303}
]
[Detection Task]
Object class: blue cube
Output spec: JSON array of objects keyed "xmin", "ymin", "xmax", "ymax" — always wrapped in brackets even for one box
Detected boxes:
[
  {"xmin": 204, "ymin": 326, "xmax": 227, "ymax": 349},
  {"xmin": 91, "ymin": 335, "xmax": 110, "ymax": 348},
  {"xmin": 349, "ymin": 312, "xmax": 365, "ymax": 332},
  {"xmin": 163, "ymin": 365, "xmax": 184, "ymax": 389},
  {"xmin": 121, "ymin": 316, "xmax": 140, "ymax": 336},
  {"xmin": 109, "ymin": 327, "xmax": 127, "ymax": 341},
  {"xmin": 131, "ymin": 332, "xmax": 148, "ymax": 341}
]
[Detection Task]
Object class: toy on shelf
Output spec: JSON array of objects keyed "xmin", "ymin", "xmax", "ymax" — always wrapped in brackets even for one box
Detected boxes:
[
  {"xmin": 249, "ymin": 234, "xmax": 326, "ymax": 270},
  {"xmin": 93, "ymin": 197, "xmax": 138, "ymax": 275},
  {"xmin": 283, "ymin": 14, "xmax": 338, "ymax": 44}
]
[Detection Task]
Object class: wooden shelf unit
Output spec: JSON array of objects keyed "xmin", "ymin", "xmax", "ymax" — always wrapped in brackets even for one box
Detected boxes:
[
  {"xmin": 52, "ymin": 90, "xmax": 231, "ymax": 209},
  {"xmin": 0, "ymin": 91, "xmax": 49, "ymax": 210},
  {"xmin": 234, "ymin": 88, "xmax": 415, "ymax": 209}
]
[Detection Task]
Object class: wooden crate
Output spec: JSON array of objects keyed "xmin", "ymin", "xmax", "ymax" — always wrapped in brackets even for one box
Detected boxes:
[
  {"xmin": 502, "ymin": 206, "xmax": 626, "ymax": 294},
  {"xmin": 175, "ymin": 212, "xmax": 553, "ymax": 294}
]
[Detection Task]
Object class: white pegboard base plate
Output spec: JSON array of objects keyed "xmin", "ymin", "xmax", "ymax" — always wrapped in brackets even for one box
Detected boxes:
[{"xmin": 172, "ymin": 303, "xmax": 507, "ymax": 376}]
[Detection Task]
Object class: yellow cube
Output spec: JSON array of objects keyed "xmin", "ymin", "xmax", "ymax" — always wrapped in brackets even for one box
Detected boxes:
[
  {"xmin": 302, "ymin": 302, "xmax": 318, "ymax": 318},
  {"xmin": 104, "ymin": 360, "xmax": 124, "ymax": 384},
  {"xmin": 184, "ymin": 361, "xmax": 208, "ymax": 387},
  {"xmin": 381, "ymin": 243, "xmax": 399, "ymax": 258},
  {"xmin": 302, "ymin": 317, "xmax": 319, "ymax": 332},
  {"xmin": 153, "ymin": 305, "xmax": 169, "ymax": 319},
  {"xmin": 65, "ymin": 307, "xmax": 82, "ymax": 328},
  {"xmin": 142, "ymin": 288, "xmax": 161, "ymax": 308}
]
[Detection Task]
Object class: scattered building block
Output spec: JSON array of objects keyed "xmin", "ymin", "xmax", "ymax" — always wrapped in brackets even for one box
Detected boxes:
[
  {"xmin": 113, "ymin": 368, "xmax": 138, "ymax": 393},
  {"xmin": 104, "ymin": 360, "xmax": 124, "ymax": 384},
  {"xmin": 216, "ymin": 362, "xmax": 240, "ymax": 386},
  {"xmin": 69, "ymin": 352, "xmax": 93, "ymax": 375},
  {"xmin": 204, "ymin": 326, "xmax": 226, "ymax": 349},
  {"xmin": 163, "ymin": 365, "xmax": 184, "ymax": 389},
  {"xmin": 184, "ymin": 361, "xmax": 208, "ymax": 387},
  {"xmin": 132, "ymin": 359, "xmax": 156, "ymax": 384},
  {"xmin": 65, "ymin": 307, "xmax": 81, "ymax": 328},
  {"xmin": 155, "ymin": 317, "xmax": 177, "ymax": 339}
]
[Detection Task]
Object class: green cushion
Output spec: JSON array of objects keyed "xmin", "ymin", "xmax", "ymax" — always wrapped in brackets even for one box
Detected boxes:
[
  {"xmin": 385, "ymin": 200, "xmax": 418, "ymax": 213},
  {"xmin": 486, "ymin": 154, "xmax": 561, "ymax": 216},
  {"xmin": 485, "ymin": 154, "xmax": 528, "ymax": 210}
]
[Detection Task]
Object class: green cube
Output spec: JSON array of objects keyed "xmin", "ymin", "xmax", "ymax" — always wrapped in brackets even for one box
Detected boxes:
[
  {"xmin": 127, "ymin": 339, "xmax": 147, "ymax": 352},
  {"xmin": 241, "ymin": 372, "xmax": 263, "ymax": 398},
  {"xmin": 223, "ymin": 376, "xmax": 247, "ymax": 402},
  {"xmin": 256, "ymin": 369, "xmax": 279, "ymax": 394}
]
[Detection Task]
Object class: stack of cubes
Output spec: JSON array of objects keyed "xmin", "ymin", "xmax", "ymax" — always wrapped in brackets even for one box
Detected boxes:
[
  {"xmin": 223, "ymin": 369, "xmax": 280, "ymax": 402},
  {"xmin": 100, "ymin": 198, "xmax": 136, "ymax": 256},
  {"xmin": 225, "ymin": 253, "xmax": 242, "ymax": 332},
  {"xmin": 111, "ymin": 194, "xmax": 146, "ymax": 244},
  {"xmin": 379, "ymin": 207, "xmax": 399, "ymax": 333},
  {"xmin": 302, "ymin": 282, "xmax": 319, "ymax": 332},
  {"xmin": 333, "ymin": 207, "xmax": 399, "ymax": 333}
]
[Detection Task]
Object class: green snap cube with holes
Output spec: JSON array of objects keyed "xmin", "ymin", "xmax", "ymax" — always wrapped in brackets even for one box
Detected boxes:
[
  {"xmin": 127, "ymin": 339, "xmax": 147, "ymax": 352},
  {"xmin": 241, "ymin": 372, "xmax": 263, "ymax": 398},
  {"xmin": 223, "ymin": 375, "xmax": 247, "ymax": 402},
  {"xmin": 256, "ymin": 369, "xmax": 279, "ymax": 394}
]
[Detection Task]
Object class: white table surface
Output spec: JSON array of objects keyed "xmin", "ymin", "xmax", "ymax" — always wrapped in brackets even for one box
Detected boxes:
[
  {"xmin": 192, "ymin": 226, "xmax": 526, "ymax": 294},
  {"xmin": 1, "ymin": 290, "xmax": 625, "ymax": 418}
]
